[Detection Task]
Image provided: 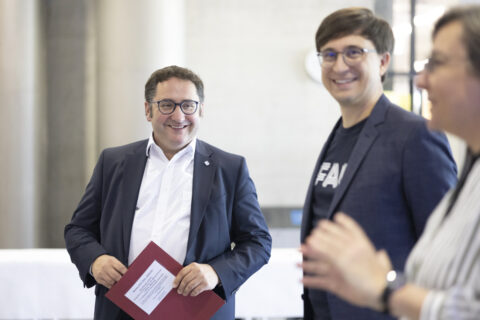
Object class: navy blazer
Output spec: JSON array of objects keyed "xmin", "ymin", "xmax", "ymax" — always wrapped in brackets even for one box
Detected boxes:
[
  {"xmin": 301, "ymin": 95, "xmax": 457, "ymax": 320},
  {"xmin": 65, "ymin": 139, "xmax": 272, "ymax": 320}
]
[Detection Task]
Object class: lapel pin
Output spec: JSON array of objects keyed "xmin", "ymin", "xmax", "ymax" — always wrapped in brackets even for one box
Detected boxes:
[{"xmin": 204, "ymin": 160, "xmax": 210, "ymax": 166}]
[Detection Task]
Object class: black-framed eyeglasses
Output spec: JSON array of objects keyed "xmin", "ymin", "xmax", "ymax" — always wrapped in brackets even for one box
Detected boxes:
[
  {"xmin": 317, "ymin": 46, "xmax": 377, "ymax": 67},
  {"xmin": 423, "ymin": 53, "xmax": 470, "ymax": 73},
  {"xmin": 423, "ymin": 56, "xmax": 446, "ymax": 73},
  {"xmin": 151, "ymin": 99, "xmax": 199, "ymax": 115}
]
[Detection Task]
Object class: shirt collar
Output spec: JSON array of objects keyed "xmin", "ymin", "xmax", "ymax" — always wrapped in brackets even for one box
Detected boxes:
[{"xmin": 146, "ymin": 133, "xmax": 197, "ymax": 160}]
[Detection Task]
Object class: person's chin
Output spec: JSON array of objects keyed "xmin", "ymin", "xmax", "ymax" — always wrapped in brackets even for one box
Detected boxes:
[
  {"xmin": 167, "ymin": 128, "xmax": 188, "ymax": 139},
  {"xmin": 328, "ymin": 85, "xmax": 355, "ymax": 98},
  {"xmin": 426, "ymin": 117, "xmax": 442, "ymax": 132},
  {"xmin": 333, "ymin": 94, "xmax": 357, "ymax": 106},
  {"xmin": 171, "ymin": 136, "xmax": 192, "ymax": 148}
]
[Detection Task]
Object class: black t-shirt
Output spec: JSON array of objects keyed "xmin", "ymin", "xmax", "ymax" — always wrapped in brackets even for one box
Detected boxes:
[
  {"xmin": 310, "ymin": 118, "xmax": 366, "ymax": 229},
  {"xmin": 308, "ymin": 118, "xmax": 366, "ymax": 319}
]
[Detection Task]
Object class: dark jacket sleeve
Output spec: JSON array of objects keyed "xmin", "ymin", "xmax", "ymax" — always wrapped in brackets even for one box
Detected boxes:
[
  {"xmin": 64, "ymin": 151, "xmax": 108, "ymax": 288},
  {"xmin": 208, "ymin": 157, "xmax": 272, "ymax": 300},
  {"xmin": 402, "ymin": 124, "xmax": 457, "ymax": 237}
]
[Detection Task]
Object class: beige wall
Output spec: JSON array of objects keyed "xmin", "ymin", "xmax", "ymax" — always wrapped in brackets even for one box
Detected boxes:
[{"xmin": 186, "ymin": 0, "xmax": 373, "ymax": 206}]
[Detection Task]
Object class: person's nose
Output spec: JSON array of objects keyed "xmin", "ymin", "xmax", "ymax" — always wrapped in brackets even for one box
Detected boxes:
[
  {"xmin": 415, "ymin": 70, "xmax": 428, "ymax": 90},
  {"xmin": 331, "ymin": 53, "xmax": 350, "ymax": 72},
  {"xmin": 170, "ymin": 105, "xmax": 186, "ymax": 122}
]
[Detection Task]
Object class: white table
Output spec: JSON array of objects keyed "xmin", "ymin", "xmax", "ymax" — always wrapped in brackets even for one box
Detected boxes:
[
  {"xmin": 236, "ymin": 248, "xmax": 303, "ymax": 319},
  {"xmin": 0, "ymin": 249, "xmax": 95, "ymax": 319},
  {"xmin": 0, "ymin": 248, "xmax": 302, "ymax": 319}
]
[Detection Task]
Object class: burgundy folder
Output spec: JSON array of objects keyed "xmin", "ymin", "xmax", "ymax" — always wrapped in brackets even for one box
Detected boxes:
[{"xmin": 105, "ymin": 241, "xmax": 225, "ymax": 319}]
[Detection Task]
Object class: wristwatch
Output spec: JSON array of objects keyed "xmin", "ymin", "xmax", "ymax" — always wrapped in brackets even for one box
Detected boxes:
[{"xmin": 380, "ymin": 270, "xmax": 407, "ymax": 314}]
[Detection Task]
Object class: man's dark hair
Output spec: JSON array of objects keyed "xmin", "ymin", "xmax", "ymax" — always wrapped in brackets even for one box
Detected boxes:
[
  {"xmin": 144, "ymin": 65, "xmax": 205, "ymax": 103},
  {"xmin": 433, "ymin": 5, "xmax": 480, "ymax": 78},
  {"xmin": 315, "ymin": 7, "xmax": 394, "ymax": 54}
]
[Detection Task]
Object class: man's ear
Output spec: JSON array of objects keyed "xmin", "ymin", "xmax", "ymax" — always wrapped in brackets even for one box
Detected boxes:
[
  {"xmin": 145, "ymin": 101, "xmax": 152, "ymax": 120},
  {"xmin": 199, "ymin": 103, "xmax": 204, "ymax": 117},
  {"xmin": 379, "ymin": 51, "xmax": 391, "ymax": 77}
]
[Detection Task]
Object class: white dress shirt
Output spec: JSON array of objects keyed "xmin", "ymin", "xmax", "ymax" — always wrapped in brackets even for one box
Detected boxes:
[{"xmin": 128, "ymin": 135, "xmax": 196, "ymax": 266}]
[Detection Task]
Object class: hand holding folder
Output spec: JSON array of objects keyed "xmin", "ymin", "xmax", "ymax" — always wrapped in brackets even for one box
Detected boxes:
[
  {"xmin": 173, "ymin": 262, "xmax": 220, "ymax": 297},
  {"xmin": 106, "ymin": 241, "xmax": 225, "ymax": 320}
]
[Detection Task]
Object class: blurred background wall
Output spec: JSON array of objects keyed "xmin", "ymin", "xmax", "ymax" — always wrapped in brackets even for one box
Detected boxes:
[{"xmin": 0, "ymin": 0, "xmax": 474, "ymax": 248}]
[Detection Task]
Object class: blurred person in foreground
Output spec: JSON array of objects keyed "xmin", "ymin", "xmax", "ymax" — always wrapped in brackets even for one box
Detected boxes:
[
  {"xmin": 302, "ymin": 5, "xmax": 480, "ymax": 319},
  {"xmin": 301, "ymin": 7, "xmax": 457, "ymax": 320},
  {"xmin": 65, "ymin": 65, "xmax": 272, "ymax": 319}
]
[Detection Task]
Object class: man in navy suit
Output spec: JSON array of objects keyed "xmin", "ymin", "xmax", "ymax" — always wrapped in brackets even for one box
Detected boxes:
[
  {"xmin": 300, "ymin": 8, "xmax": 457, "ymax": 320},
  {"xmin": 65, "ymin": 65, "xmax": 272, "ymax": 319}
]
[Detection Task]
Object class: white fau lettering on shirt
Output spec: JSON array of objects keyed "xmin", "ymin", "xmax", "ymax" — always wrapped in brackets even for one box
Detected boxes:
[
  {"xmin": 128, "ymin": 136, "xmax": 196, "ymax": 266},
  {"xmin": 314, "ymin": 162, "xmax": 347, "ymax": 188}
]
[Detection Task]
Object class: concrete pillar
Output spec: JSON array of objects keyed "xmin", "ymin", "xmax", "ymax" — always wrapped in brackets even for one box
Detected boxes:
[
  {"xmin": 0, "ymin": 0, "xmax": 46, "ymax": 248},
  {"xmin": 42, "ymin": 0, "xmax": 96, "ymax": 247}
]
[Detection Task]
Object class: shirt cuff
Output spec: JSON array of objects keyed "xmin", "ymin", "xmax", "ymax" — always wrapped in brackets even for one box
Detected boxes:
[{"xmin": 420, "ymin": 290, "xmax": 446, "ymax": 320}]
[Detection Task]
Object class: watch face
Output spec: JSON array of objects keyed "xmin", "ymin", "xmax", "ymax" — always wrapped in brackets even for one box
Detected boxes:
[
  {"xmin": 386, "ymin": 270, "xmax": 398, "ymax": 282},
  {"xmin": 387, "ymin": 270, "xmax": 407, "ymax": 291}
]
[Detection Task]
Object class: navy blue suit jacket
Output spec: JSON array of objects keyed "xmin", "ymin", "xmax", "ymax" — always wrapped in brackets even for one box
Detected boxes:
[
  {"xmin": 301, "ymin": 95, "xmax": 457, "ymax": 320},
  {"xmin": 65, "ymin": 139, "xmax": 272, "ymax": 320}
]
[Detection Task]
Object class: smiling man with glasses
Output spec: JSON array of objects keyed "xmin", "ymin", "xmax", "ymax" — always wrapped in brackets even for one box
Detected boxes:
[
  {"xmin": 300, "ymin": 8, "xmax": 457, "ymax": 320},
  {"xmin": 65, "ymin": 65, "xmax": 272, "ymax": 320}
]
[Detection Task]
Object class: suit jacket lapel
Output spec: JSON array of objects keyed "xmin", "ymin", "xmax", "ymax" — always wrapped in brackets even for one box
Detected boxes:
[
  {"xmin": 326, "ymin": 95, "xmax": 389, "ymax": 219},
  {"xmin": 185, "ymin": 140, "xmax": 215, "ymax": 261},
  {"xmin": 121, "ymin": 141, "xmax": 148, "ymax": 262}
]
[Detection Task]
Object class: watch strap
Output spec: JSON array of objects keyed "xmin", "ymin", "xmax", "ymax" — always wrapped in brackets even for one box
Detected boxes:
[{"xmin": 380, "ymin": 270, "xmax": 407, "ymax": 314}]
